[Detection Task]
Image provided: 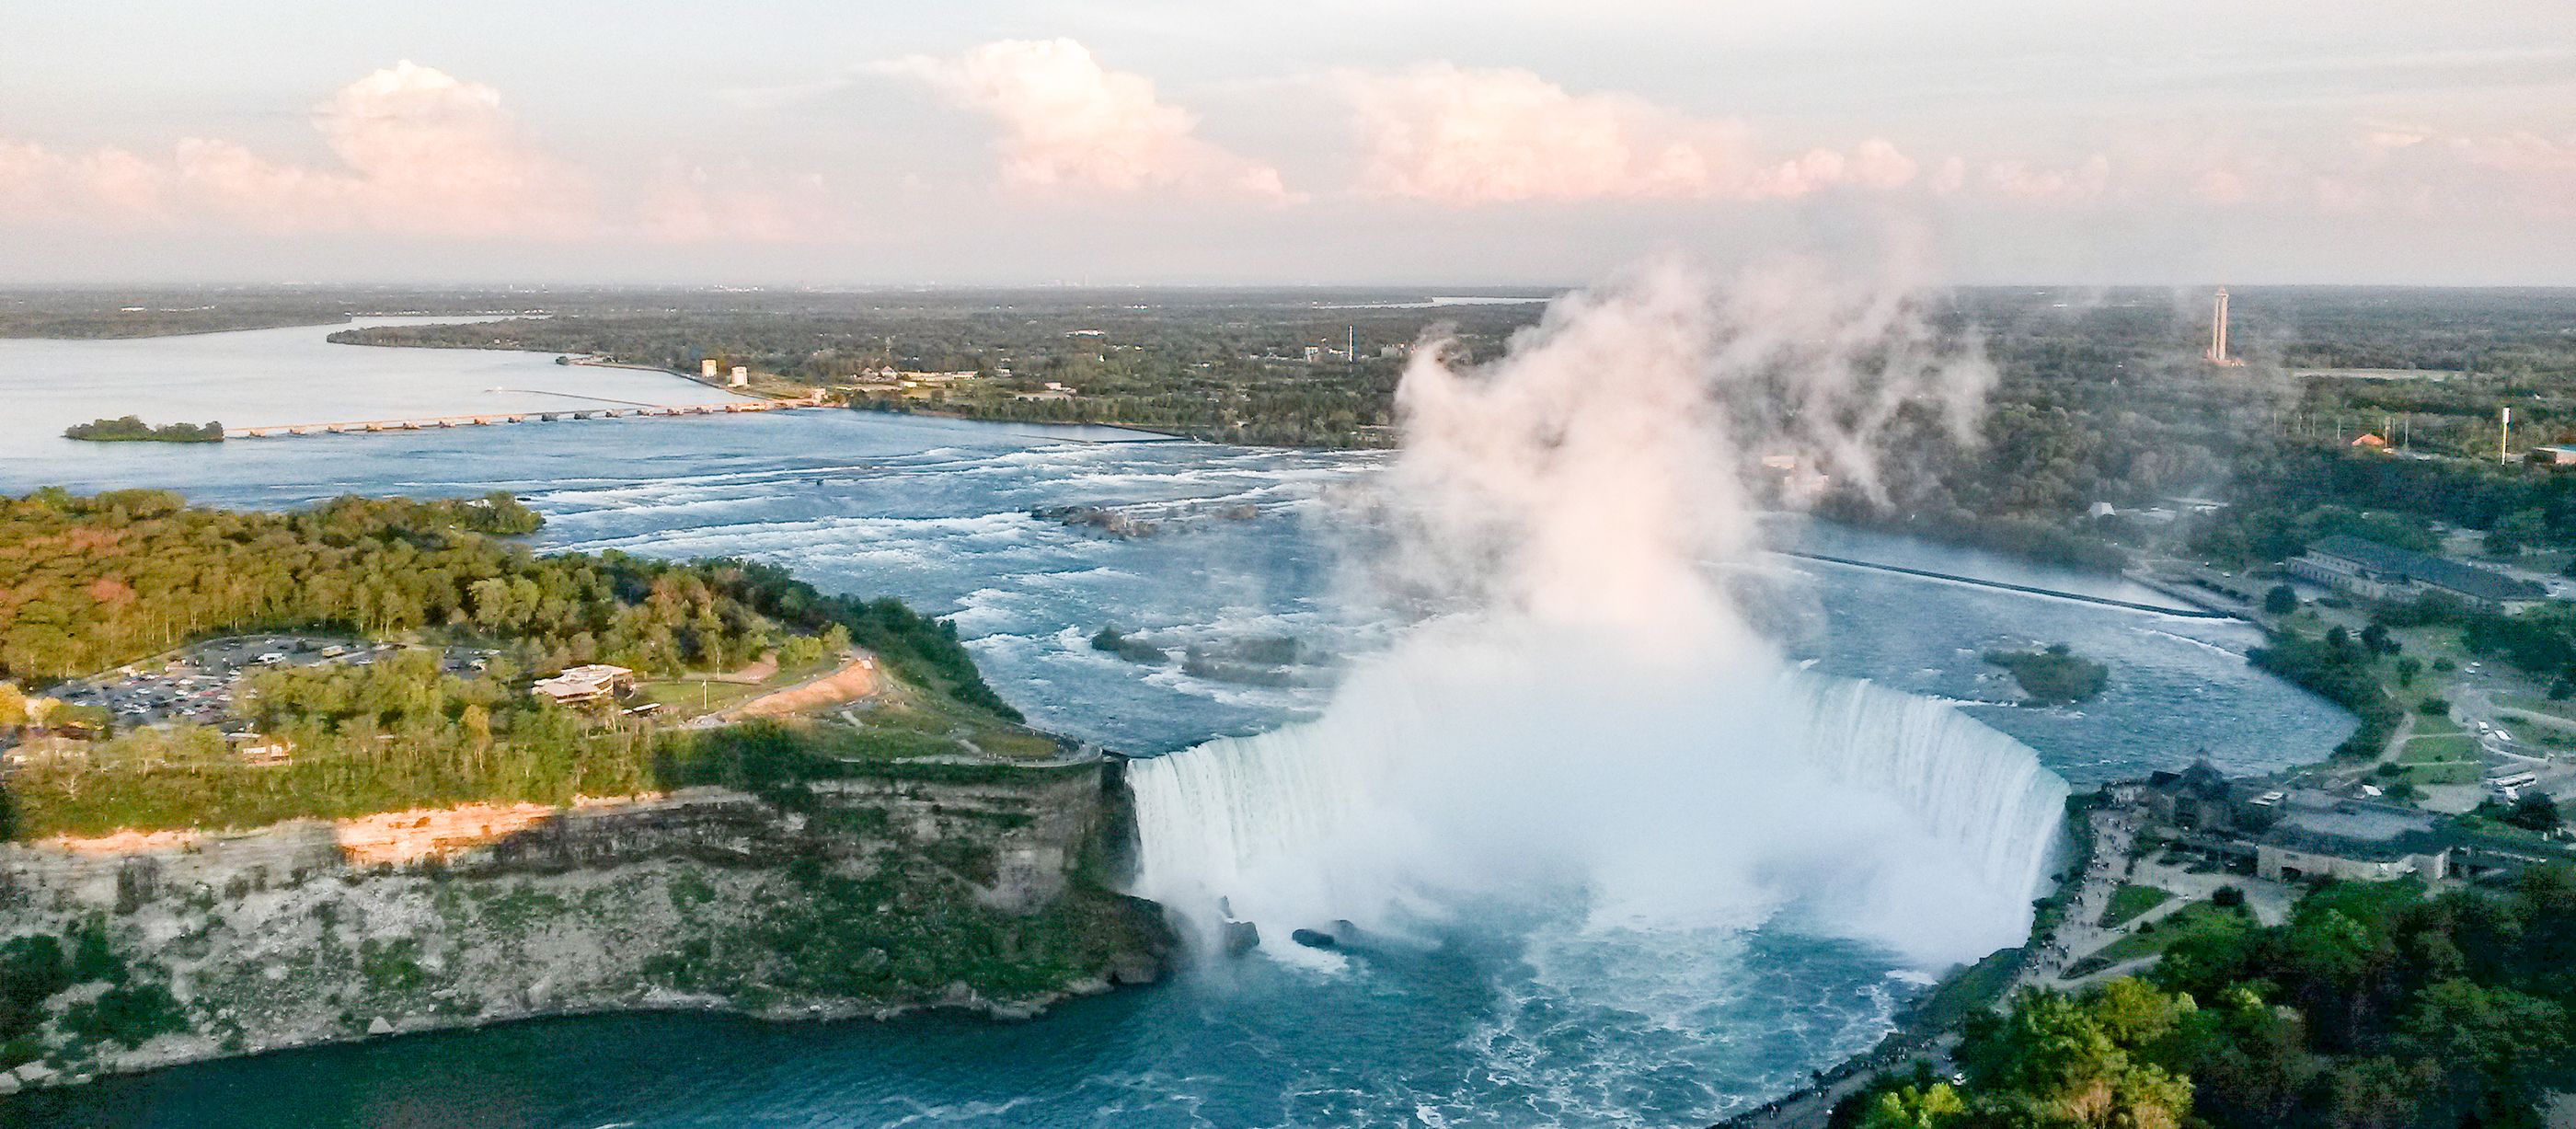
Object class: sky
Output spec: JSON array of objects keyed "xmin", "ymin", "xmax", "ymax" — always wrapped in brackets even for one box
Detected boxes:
[{"xmin": 2, "ymin": 1, "xmax": 2571, "ymax": 285}]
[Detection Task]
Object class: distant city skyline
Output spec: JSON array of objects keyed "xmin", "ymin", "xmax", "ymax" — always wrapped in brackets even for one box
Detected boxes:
[{"xmin": 3, "ymin": 1, "xmax": 2571, "ymax": 284}]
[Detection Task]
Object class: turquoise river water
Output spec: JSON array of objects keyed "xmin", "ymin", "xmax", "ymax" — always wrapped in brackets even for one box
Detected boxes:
[{"xmin": 0, "ymin": 322, "xmax": 2349, "ymax": 1127}]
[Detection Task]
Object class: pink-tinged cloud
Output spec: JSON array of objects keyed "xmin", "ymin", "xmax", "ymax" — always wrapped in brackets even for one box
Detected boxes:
[
  {"xmin": 0, "ymin": 62, "xmax": 592, "ymax": 238},
  {"xmin": 882, "ymin": 39, "xmax": 1292, "ymax": 201},
  {"xmin": 2175, "ymin": 123, "xmax": 2576, "ymax": 218},
  {"xmin": 0, "ymin": 62, "xmax": 845, "ymax": 242},
  {"xmin": 1342, "ymin": 64, "xmax": 1916, "ymax": 205},
  {"xmin": 0, "ymin": 140, "xmax": 169, "ymax": 219},
  {"xmin": 1981, "ymin": 155, "xmax": 2110, "ymax": 202},
  {"xmin": 638, "ymin": 167, "xmax": 853, "ymax": 244}
]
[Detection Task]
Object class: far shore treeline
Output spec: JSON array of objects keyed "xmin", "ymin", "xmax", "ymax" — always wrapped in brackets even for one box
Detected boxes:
[{"xmin": 62, "ymin": 417, "xmax": 223, "ymax": 444}]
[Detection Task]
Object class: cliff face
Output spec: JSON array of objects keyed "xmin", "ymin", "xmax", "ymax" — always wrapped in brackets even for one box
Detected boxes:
[{"xmin": 0, "ymin": 763, "xmax": 1168, "ymax": 1085}]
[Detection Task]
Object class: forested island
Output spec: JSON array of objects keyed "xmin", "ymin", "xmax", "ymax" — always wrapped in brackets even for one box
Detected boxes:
[
  {"xmin": 1983, "ymin": 644, "xmax": 2109, "ymax": 704},
  {"xmin": 61, "ymin": 417, "xmax": 223, "ymax": 444},
  {"xmin": 0, "ymin": 490, "xmax": 1166, "ymax": 1082}
]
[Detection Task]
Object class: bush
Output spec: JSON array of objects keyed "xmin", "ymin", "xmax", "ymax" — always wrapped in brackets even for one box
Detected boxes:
[
  {"xmin": 2510, "ymin": 793, "xmax": 2563, "ymax": 832},
  {"xmin": 61, "ymin": 981, "xmax": 186, "ymax": 1048},
  {"xmin": 2211, "ymin": 885, "xmax": 2246, "ymax": 908},
  {"xmin": 2421, "ymin": 697, "xmax": 2453, "ymax": 716},
  {"xmin": 2264, "ymin": 584, "xmax": 2300, "ymax": 616}
]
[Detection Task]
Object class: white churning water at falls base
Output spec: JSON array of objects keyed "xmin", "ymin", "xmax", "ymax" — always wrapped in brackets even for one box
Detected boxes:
[{"xmin": 1128, "ymin": 631, "xmax": 2070, "ymax": 971}]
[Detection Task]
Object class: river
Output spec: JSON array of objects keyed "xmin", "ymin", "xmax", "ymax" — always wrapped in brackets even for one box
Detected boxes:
[{"xmin": 0, "ymin": 323, "xmax": 2351, "ymax": 1127}]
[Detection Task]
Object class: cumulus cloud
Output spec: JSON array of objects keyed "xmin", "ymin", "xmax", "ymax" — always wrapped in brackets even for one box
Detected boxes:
[
  {"xmin": 1981, "ymin": 154, "xmax": 2111, "ymax": 202},
  {"xmin": 0, "ymin": 62, "xmax": 845, "ymax": 243},
  {"xmin": 637, "ymin": 166, "xmax": 851, "ymax": 244},
  {"xmin": 0, "ymin": 140, "xmax": 168, "ymax": 219},
  {"xmin": 2145, "ymin": 122, "xmax": 2576, "ymax": 218},
  {"xmin": 1342, "ymin": 64, "xmax": 1917, "ymax": 205},
  {"xmin": 0, "ymin": 62, "xmax": 590, "ymax": 237},
  {"xmin": 880, "ymin": 39, "xmax": 1292, "ymax": 201}
]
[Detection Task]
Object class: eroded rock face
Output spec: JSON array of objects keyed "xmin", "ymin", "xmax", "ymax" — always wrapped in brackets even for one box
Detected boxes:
[{"xmin": 0, "ymin": 766, "xmax": 1171, "ymax": 1084}]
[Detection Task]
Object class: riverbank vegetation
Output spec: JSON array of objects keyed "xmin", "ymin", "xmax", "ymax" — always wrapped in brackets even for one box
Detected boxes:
[
  {"xmin": 26, "ymin": 284, "xmax": 2576, "ymax": 552},
  {"xmin": 1984, "ymin": 643, "xmax": 2109, "ymax": 704},
  {"xmin": 316, "ymin": 287, "xmax": 2576, "ymax": 574},
  {"xmin": 0, "ymin": 491, "xmax": 1029, "ymax": 837},
  {"xmin": 61, "ymin": 417, "xmax": 223, "ymax": 444},
  {"xmin": 2248, "ymin": 627, "xmax": 2405, "ymax": 758},
  {"xmin": 1841, "ymin": 870, "xmax": 2576, "ymax": 1129},
  {"xmin": 327, "ymin": 290, "xmax": 1540, "ymax": 448}
]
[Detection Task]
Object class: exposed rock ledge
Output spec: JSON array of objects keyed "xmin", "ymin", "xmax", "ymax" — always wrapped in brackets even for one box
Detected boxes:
[{"xmin": 0, "ymin": 765, "xmax": 1171, "ymax": 1088}]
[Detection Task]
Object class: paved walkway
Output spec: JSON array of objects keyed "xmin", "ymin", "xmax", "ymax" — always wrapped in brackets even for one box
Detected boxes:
[{"xmin": 2018, "ymin": 808, "xmax": 2137, "ymax": 987}]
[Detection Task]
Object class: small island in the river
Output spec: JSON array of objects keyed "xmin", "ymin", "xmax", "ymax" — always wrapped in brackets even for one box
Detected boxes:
[
  {"xmin": 1983, "ymin": 642, "xmax": 2109, "ymax": 704},
  {"xmin": 62, "ymin": 416, "xmax": 224, "ymax": 444}
]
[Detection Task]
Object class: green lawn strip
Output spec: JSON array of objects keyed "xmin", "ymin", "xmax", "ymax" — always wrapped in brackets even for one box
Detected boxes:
[
  {"xmin": 2401, "ymin": 761, "xmax": 2482, "ymax": 786},
  {"xmin": 2400, "ymin": 733, "xmax": 2478, "ymax": 760},
  {"xmin": 2501, "ymin": 694, "xmax": 2576, "ymax": 717},
  {"xmin": 2410, "ymin": 711, "xmax": 2463, "ymax": 736},
  {"xmin": 637, "ymin": 679, "xmax": 768, "ymax": 714},
  {"xmin": 2100, "ymin": 883, "xmax": 2174, "ymax": 927},
  {"xmin": 2090, "ymin": 901, "xmax": 2248, "ymax": 965},
  {"xmin": 638, "ymin": 657, "xmax": 843, "ymax": 717}
]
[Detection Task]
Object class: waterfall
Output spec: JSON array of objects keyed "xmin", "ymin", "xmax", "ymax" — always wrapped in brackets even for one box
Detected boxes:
[
  {"xmin": 1128, "ymin": 633, "xmax": 2069, "ymax": 969},
  {"xmin": 1123, "ymin": 266, "xmax": 2049, "ymax": 969}
]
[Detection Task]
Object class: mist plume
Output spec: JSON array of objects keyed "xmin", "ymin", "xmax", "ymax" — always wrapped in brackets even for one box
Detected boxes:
[{"xmin": 1128, "ymin": 259, "xmax": 2061, "ymax": 970}]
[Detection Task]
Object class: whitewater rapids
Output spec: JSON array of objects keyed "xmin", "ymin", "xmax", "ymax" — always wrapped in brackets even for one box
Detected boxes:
[{"xmin": 1126, "ymin": 625, "xmax": 2068, "ymax": 969}]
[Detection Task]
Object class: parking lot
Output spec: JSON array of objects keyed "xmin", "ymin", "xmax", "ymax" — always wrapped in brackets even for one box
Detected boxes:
[{"xmin": 46, "ymin": 634, "xmax": 488, "ymax": 734}]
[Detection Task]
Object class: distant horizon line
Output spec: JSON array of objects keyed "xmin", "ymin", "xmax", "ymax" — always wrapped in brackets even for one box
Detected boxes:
[{"xmin": 6, "ymin": 280, "xmax": 2576, "ymax": 294}]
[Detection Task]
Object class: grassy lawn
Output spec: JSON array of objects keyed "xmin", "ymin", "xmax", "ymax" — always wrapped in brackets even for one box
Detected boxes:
[
  {"xmin": 2092, "ymin": 901, "xmax": 2253, "ymax": 965},
  {"xmin": 2501, "ymin": 696, "xmax": 2576, "ymax": 725},
  {"xmin": 2411, "ymin": 711, "xmax": 2463, "ymax": 736},
  {"xmin": 2401, "ymin": 761, "xmax": 2482, "ymax": 786},
  {"xmin": 2101, "ymin": 883, "xmax": 2173, "ymax": 927},
  {"xmin": 863, "ymin": 693, "xmax": 1064, "ymax": 761},
  {"xmin": 2401, "ymin": 733, "xmax": 2479, "ymax": 761},
  {"xmin": 637, "ymin": 678, "xmax": 767, "ymax": 714},
  {"xmin": 637, "ymin": 657, "xmax": 842, "ymax": 718}
]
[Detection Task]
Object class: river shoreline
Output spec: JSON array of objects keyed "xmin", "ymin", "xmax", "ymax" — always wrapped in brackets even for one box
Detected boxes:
[
  {"xmin": 0, "ymin": 768, "xmax": 1174, "ymax": 1097},
  {"xmin": 4, "ymin": 968, "xmax": 1159, "ymax": 1095}
]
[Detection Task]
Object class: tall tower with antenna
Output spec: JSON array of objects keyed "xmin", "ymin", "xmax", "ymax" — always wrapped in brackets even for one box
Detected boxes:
[{"xmin": 2205, "ymin": 287, "xmax": 2245, "ymax": 367}]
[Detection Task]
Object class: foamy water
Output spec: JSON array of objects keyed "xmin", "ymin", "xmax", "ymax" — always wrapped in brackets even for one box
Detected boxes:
[{"xmin": 0, "ymin": 319, "xmax": 2352, "ymax": 1128}]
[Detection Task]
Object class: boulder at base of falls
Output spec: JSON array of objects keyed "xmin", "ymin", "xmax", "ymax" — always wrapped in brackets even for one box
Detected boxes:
[
  {"xmin": 1221, "ymin": 918, "xmax": 1260, "ymax": 956},
  {"xmin": 1289, "ymin": 928, "xmax": 1338, "ymax": 950}
]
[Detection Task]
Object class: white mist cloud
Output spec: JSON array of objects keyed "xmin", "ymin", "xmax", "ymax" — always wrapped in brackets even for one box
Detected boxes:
[
  {"xmin": 1342, "ymin": 64, "xmax": 1919, "ymax": 205},
  {"xmin": 880, "ymin": 39, "xmax": 1294, "ymax": 201},
  {"xmin": 1381, "ymin": 257, "xmax": 1992, "ymax": 629},
  {"xmin": 1132, "ymin": 260, "xmax": 2053, "ymax": 971}
]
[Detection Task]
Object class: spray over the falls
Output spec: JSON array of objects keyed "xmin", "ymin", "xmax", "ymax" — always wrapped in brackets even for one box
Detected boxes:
[{"xmin": 1127, "ymin": 261, "xmax": 2068, "ymax": 968}]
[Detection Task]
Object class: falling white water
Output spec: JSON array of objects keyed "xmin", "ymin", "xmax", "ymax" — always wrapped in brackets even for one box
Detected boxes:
[
  {"xmin": 1127, "ymin": 626, "xmax": 2067, "ymax": 967},
  {"xmin": 1126, "ymin": 259, "xmax": 2068, "ymax": 970}
]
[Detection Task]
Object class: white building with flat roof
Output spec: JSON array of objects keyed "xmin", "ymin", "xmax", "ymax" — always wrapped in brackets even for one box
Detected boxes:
[{"xmin": 530, "ymin": 664, "xmax": 635, "ymax": 708}]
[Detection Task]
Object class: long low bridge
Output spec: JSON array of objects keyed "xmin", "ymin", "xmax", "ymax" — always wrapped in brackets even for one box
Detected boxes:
[{"xmin": 228, "ymin": 400, "xmax": 823, "ymax": 439}]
